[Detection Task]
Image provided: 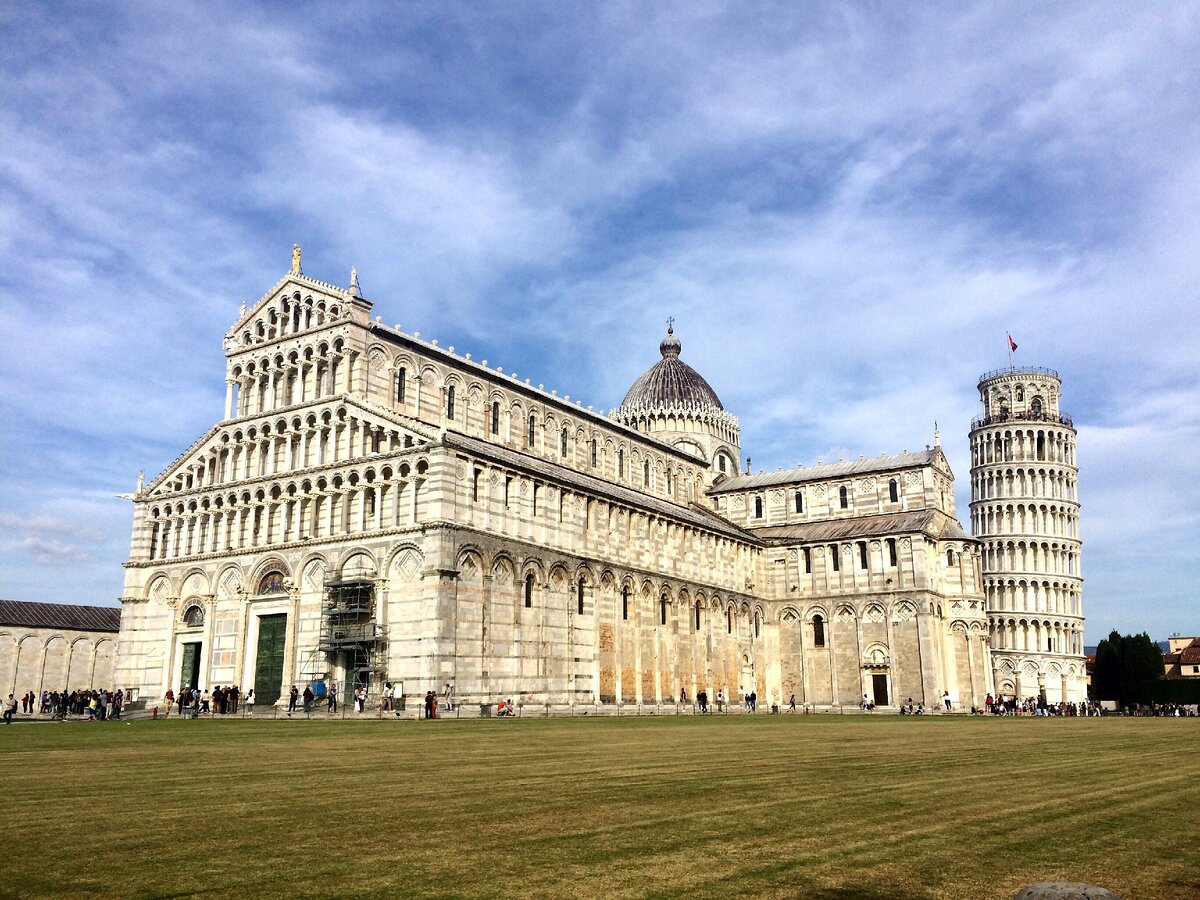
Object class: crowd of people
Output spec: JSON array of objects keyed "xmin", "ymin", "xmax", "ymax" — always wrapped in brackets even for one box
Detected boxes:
[
  {"xmin": 166, "ymin": 684, "xmax": 251, "ymax": 717},
  {"xmin": 2, "ymin": 688, "xmax": 126, "ymax": 722},
  {"xmin": 980, "ymin": 693, "xmax": 1103, "ymax": 716}
]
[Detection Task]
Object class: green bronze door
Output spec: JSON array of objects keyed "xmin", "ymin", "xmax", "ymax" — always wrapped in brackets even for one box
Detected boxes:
[
  {"xmin": 253, "ymin": 614, "xmax": 287, "ymax": 706},
  {"xmin": 179, "ymin": 642, "xmax": 201, "ymax": 693}
]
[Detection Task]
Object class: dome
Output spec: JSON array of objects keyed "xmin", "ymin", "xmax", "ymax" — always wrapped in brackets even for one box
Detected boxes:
[{"xmin": 620, "ymin": 326, "xmax": 724, "ymax": 412}]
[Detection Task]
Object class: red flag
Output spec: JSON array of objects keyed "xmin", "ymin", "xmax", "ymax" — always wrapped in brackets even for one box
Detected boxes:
[{"xmin": 1007, "ymin": 333, "xmax": 1018, "ymax": 352}]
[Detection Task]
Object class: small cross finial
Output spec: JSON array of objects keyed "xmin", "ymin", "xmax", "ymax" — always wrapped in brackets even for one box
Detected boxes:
[{"xmin": 666, "ymin": 316, "xmax": 675, "ymax": 333}]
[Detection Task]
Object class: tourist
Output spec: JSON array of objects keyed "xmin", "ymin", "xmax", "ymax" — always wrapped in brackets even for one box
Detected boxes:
[
  {"xmin": 303, "ymin": 684, "xmax": 315, "ymax": 714},
  {"xmin": 444, "ymin": 683, "xmax": 455, "ymax": 712},
  {"xmin": 327, "ymin": 683, "xmax": 338, "ymax": 713},
  {"xmin": 943, "ymin": 691, "xmax": 951, "ymax": 712},
  {"xmin": 287, "ymin": 685, "xmax": 299, "ymax": 716},
  {"xmin": 245, "ymin": 689, "xmax": 255, "ymax": 716},
  {"xmin": 788, "ymin": 694, "xmax": 796, "ymax": 713},
  {"xmin": 354, "ymin": 685, "xmax": 365, "ymax": 714},
  {"xmin": 3, "ymin": 694, "xmax": 15, "ymax": 725},
  {"xmin": 164, "ymin": 688, "xmax": 174, "ymax": 718},
  {"xmin": 750, "ymin": 691, "xmax": 757, "ymax": 712},
  {"xmin": 680, "ymin": 688, "xmax": 688, "ymax": 704}
]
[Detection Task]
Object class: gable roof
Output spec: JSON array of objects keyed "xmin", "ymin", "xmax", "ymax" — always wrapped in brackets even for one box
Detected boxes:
[
  {"xmin": 750, "ymin": 509, "xmax": 974, "ymax": 545},
  {"xmin": 0, "ymin": 600, "xmax": 120, "ymax": 633},
  {"xmin": 442, "ymin": 430, "xmax": 758, "ymax": 544},
  {"xmin": 708, "ymin": 449, "xmax": 945, "ymax": 495}
]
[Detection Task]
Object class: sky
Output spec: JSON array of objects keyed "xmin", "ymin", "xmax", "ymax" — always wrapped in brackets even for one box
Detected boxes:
[{"xmin": 1, "ymin": 3, "xmax": 1197, "ymax": 643}]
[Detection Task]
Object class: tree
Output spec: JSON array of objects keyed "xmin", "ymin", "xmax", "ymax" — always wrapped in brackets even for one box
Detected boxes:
[{"xmin": 1092, "ymin": 630, "xmax": 1163, "ymax": 707}]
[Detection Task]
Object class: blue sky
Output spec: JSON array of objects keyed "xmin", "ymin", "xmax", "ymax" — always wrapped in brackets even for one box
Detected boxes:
[{"xmin": 2, "ymin": 3, "xmax": 1197, "ymax": 642}]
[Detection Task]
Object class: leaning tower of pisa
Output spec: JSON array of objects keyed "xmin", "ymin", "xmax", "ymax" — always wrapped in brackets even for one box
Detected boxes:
[{"xmin": 969, "ymin": 367, "xmax": 1086, "ymax": 703}]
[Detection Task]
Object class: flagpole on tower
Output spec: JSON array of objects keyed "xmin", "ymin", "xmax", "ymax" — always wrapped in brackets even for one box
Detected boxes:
[{"xmin": 1007, "ymin": 332, "xmax": 1013, "ymax": 369}]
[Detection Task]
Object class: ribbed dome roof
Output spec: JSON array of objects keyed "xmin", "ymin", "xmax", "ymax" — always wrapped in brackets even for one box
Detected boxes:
[{"xmin": 620, "ymin": 326, "xmax": 724, "ymax": 411}]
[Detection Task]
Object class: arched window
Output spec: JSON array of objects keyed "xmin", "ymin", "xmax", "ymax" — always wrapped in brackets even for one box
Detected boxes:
[
  {"xmin": 659, "ymin": 595, "xmax": 667, "ymax": 625},
  {"xmin": 258, "ymin": 570, "xmax": 285, "ymax": 594},
  {"xmin": 524, "ymin": 572, "xmax": 534, "ymax": 608},
  {"xmin": 183, "ymin": 604, "xmax": 205, "ymax": 627},
  {"xmin": 643, "ymin": 460, "xmax": 651, "ymax": 487},
  {"xmin": 718, "ymin": 454, "xmax": 727, "ymax": 474},
  {"xmin": 590, "ymin": 439, "xmax": 597, "ymax": 467},
  {"xmin": 490, "ymin": 401, "xmax": 500, "ymax": 435},
  {"xmin": 794, "ymin": 491, "xmax": 803, "ymax": 513},
  {"xmin": 446, "ymin": 385, "xmax": 456, "ymax": 420},
  {"xmin": 1016, "ymin": 386, "xmax": 1024, "ymax": 402},
  {"xmin": 812, "ymin": 614, "xmax": 825, "ymax": 647},
  {"xmin": 560, "ymin": 427, "xmax": 568, "ymax": 457},
  {"xmin": 577, "ymin": 578, "xmax": 585, "ymax": 615},
  {"xmin": 839, "ymin": 486, "xmax": 848, "ymax": 509},
  {"xmin": 1036, "ymin": 434, "xmax": 1045, "ymax": 460},
  {"xmin": 621, "ymin": 586, "xmax": 629, "ymax": 620},
  {"xmin": 754, "ymin": 496, "xmax": 763, "ymax": 518},
  {"xmin": 947, "ymin": 548, "xmax": 956, "ymax": 566},
  {"xmin": 726, "ymin": 606, "xmax": 733, "ymax": 634},
  {"xmin": 753, "ymin": 610, "xmax": 760, "ymax": 638},
  {"xmin": 667, "ymin": 471, "xmax": 674, "ymax": 496},
  {"xmin": 527, "ymin": 414, "xmax": 536, "ymax": 448},
  {"xmin": 889, "ymin": 479, "xmax": 898, "ymax": 503},
  {"xmin": 618, "ymin": 448, "xmax": 625, "ymax": 477},
  {"xmin": 1031, "ymin": 397, "xmax": 1043, "ymax": 417},
  {"xmin": 694, "ymin": 601, "xmax": 702, "ymax": 631},
  {"xmin": 395, "ymin": 367, "xmax": 406, "ymax": 403}
]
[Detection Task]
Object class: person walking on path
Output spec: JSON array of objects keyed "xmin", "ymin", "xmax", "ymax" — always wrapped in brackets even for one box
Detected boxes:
[
  {"xmin": 288, "ymin": 685, "xmax": 299, "ymax": 717},
  {"xmin": 245, "ymin": 689, "xmax": 255, "ymax": 716},
  {"xmin": 789, "ymin": 694, "xmax": 797, "ymax": 713},
  {"xmin": 302, "ymin": 685, "xmax": 315, "ymax": 715},
  {"xmin": 943, "ymin": 691, "xmax": 952, "ymax": 712},
  {"xmin": 327, "ymin": 683, "xmax": 338, "ymax": 713},
  {"xmin": 3, "ymin": 694, "xmax": 15, "ymax": 725}
]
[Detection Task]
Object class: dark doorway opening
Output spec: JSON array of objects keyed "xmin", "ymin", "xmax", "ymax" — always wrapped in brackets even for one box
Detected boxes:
[
  {"xmin": 871, "ymin": 673, "xmax": 889, "ymax": 707},
  {"xmin": 254, "ymin": 614, "xmax": 288, "ymax": 706}
]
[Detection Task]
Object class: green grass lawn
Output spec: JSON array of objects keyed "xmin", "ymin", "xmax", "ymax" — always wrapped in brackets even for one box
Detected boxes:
[{"xmin": 2, "ymin": 715, "xmax": 1196, "ymax": 899}]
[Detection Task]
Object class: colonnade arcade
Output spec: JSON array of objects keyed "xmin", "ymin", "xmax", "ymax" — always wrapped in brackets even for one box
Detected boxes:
[{"xmin": 988, "ymin": 616, "xmax": 1083, "ymax": 656}]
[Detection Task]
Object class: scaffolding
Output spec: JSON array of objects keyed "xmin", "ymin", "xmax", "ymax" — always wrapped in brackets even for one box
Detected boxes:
[{"xmin": 315, "ymin": 574, "xmax": 388, "ymax": 697}]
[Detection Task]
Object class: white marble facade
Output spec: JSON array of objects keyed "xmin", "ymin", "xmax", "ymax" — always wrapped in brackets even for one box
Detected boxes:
[{"xmin": 116, "ymin": 257, "xmax": 992, "ymax": 712}]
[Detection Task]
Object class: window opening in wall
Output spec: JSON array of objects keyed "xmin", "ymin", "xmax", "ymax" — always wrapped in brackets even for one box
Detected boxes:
[
  {"xmin": 753, "ymin": 611, "xmax": 760, "ymax": 638},
  {"xmin": 183, "ymin": 604, "xmax": 204, "ymax": 627},
  {"xmin": 490, "ymin": 401, "xmax": 500, "ymax": 435},
  {"xmin": 726, "ymin": 606, "xmax": 733, "ymax": 634},
  {"xmin": 889, "ymin": 479, "xmax": 898, "ymax": 503},
  {"xmin": 524, "ymin": 572, "xmax": 533, "ymax": 608},
  {"xmin": 754, "ymin": 496, "xmax": 763, "ymax": 518},
  {"xmin": 532, "ymin": 483, "xmax": 539, "ymax": 516},
  {"xmin": 803, "ymin": 547, "xmax": 811, "ymax": 573},
  {"xmin": 590, "ymin": 439, "xmax": 597, "ymax": 467},
  {"xmin": 830, "ymin": 545, "xmax": 840, "ymax": 572},
  {"xmin": 794, "ymin": 491, "xmax": 803, "ymax": 513},
  {"xmin": 618, "ymin": 448, "xmax": 625, "ymax": 477},
  {"xmin": 621, "ymin": 586, "xmax": 629, "ymax": 620},
  {"xmin": 577, "ymin": 578, "xmax": 585, "ymax": 615},
  {"xmin": 1036, "ymin": 434, "xmax": 1045, "ymax": 460},
  {"xmin": 472, "ymin": 468, "xmax": 481, "ymax": 502},
  {"xmin": 694, "ymin": 601, "xmax": 701, "ymax": 631},
  {"xmin": 667, "ymin": 470, "xmax": 674, "ymax": 496},
  {"xmin": 659, "ymin": 595, "xmax": 667, "ymax": 625},
  {"xmin": 718, "ymin": 454, "xmax": 727, "ymax": 473},
  {"xmin": 560, "ymin": 427, "xmax": 568, "ymax": 457},
  {"xmin": 446, "ymin": 385, "xmax": 455, "ymax": 420},
  {"xmin": 813, "ymin": 614, "xmax": 825, "ymax": 647},
  {"xmin": 839, "ymin": 486, "xmax": 848, "ymax": 509},
  {"xmin": 371, "ymin": 431, "xmax": 381, "ymax": 453},
  {"xmin": 527, "ymin": 414, "xmax": 536, "ymax": 448},
  {"xmin": 643, "ymin": 460, "xmax": 650, "ymax": 487},
  {"xmin": 887, "ymin": 538, "xmax": 897, "ymax": 567},
  {"xmin": 858, "ymin": 541, "xmax": 868, "ymax": 569},
  {"xmin": 947, "ymin": 549, "xmax": 956, "ymax": 566},
  {"xmin": 504, "ymin": 476, "xmax": 512, "ymax": 508}
]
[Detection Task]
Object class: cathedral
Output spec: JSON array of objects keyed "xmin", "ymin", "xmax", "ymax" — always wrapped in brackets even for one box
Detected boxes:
[{"xmin": 115, "ymin": 251, "xmax": 1000, "ymax": 712}]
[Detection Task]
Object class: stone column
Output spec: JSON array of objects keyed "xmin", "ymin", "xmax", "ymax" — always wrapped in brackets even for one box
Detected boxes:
[{"xmin": 225, "ymin": 380, "xmax": 234, "ymax": 420}]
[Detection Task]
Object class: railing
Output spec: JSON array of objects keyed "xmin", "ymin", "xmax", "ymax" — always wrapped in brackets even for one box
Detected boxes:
[
  {"xmin": 971, "ymin": 411, "xmax": 1073, "ymax": 430},
  {"xmin": 978, "ymin": 366, "xmax": 1060, "ymax": 383}
]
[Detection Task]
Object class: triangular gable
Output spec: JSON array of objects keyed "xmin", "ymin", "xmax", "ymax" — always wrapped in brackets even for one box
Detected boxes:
[
  {"xmin": 142, "ymin": 394, "xmax": 438, "ymax": 499},
  {"xmin": 226, "ymin": 271, "xmax": 371, "ymax": 340}
]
